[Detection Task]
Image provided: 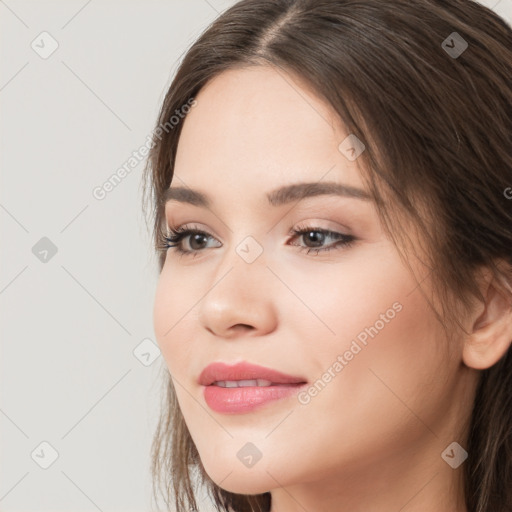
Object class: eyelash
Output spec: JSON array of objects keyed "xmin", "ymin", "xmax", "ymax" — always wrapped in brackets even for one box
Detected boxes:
[{"xmin": 160, "ymin": 223, "xmax": 356, "ymax": 258}]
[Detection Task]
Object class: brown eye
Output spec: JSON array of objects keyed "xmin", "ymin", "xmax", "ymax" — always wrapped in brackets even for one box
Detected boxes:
[
  {"xmin": 188, "ymin": 233, "xmax": 209, "ymax": 251},
  {"xmin": 163, "ymin": 226, "xmax": 221, "ymax": 255},
  {"xmin": 289, "ymin": 226, "xmax": 356, "ymax": 255},
  {"xmin": 302, "ymin": 230, "xmax": 326, "ymax": 248}
]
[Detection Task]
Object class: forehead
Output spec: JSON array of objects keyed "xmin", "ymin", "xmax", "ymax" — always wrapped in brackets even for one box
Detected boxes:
[{"xmin": 172, "ymin": 65, "xmax": 366, "ymax": 201}]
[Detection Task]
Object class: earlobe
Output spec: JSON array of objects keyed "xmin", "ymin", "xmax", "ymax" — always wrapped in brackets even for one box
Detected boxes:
[{"xmin": 462, "ymin": 275, "xmax": 512, "ymax": 370}]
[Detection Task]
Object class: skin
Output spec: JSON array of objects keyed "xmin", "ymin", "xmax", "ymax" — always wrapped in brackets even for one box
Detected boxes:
[{"xmin": 153, "ymin": 65, "xmax": 512, "ymax": 512}]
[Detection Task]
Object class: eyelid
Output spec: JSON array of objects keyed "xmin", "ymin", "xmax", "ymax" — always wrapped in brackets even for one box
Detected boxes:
[
  {"xmin": 289, "ymin": 218, "xmax": 353, "ymax": 236},
  {"xmin": 166, "ymin": 221, "xmax": 217, "ymax": 236}
]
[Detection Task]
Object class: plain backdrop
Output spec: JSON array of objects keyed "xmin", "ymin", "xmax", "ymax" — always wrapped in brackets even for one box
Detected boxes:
[{"xmin": 1, "ymin": 1, "xmax": 510, "ymax": 511}]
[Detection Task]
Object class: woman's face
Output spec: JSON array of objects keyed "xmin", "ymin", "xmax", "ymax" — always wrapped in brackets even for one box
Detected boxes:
[{"xmin": 153, "ymin": 65, "xmax": 474, "ymax": 505}]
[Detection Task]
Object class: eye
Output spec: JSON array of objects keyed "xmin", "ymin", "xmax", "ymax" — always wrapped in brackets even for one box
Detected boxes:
[
  {"xmin": 160, "ymin": 224, "xmax": 220, "ymax": 257},
  {"xmin": 288, "ymin": 223, "xmax": 356, "ymax": 255},
  {"xmin": 160, "ymin": 223, "xmax": 356, "ymax": 258}
]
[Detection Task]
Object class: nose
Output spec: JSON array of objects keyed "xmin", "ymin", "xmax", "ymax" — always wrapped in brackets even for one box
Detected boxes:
[{"xmin": 198, "ymin": 245, "xmax": 278, "ymax": 339}]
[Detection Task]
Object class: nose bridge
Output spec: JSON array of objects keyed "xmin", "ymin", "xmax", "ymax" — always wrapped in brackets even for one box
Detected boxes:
[
  {"xmin": 213, "ymin": 232, "xmax": 268, "ymax": 300},
  {"xmin": 210, "ymin": 200, "xmax": 275, "ymax": 278}
]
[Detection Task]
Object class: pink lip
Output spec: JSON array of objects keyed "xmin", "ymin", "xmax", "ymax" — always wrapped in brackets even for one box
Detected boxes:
[
  {"xmin": 199, "ymin": 361, "xmax": 308, "ymax": 414},
  {"xmin": 199, "ymin": 361, "xmax": 307, "ymax": 386}
]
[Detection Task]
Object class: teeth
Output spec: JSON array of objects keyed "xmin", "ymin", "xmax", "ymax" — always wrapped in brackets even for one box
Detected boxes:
[{"xmin": 213, "ymin": 379, "xmax": 273, "ymax": 387}]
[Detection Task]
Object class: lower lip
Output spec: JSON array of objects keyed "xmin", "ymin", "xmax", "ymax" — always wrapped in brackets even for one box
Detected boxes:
[{"xmin": 203, "ymin": 383, "xmax": 307, "ymax": 413}]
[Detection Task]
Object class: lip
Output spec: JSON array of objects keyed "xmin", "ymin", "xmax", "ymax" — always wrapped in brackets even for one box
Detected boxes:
[
  {"xmin": 199, "ymin": 361, "xmax": 308, "ymax": 414},
  {"xmin": 199, "ymin": 361, "xmax": 307, "ymax": 386}
]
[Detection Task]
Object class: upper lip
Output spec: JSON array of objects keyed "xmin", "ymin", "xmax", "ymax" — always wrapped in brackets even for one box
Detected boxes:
[{"xmin": 199, "ymin": 361, "xmax": 308, "ymax": 386}]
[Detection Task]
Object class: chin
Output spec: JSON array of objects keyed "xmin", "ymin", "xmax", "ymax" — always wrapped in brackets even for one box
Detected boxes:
[{"xmin": 203, "ymin": 463, "xmax": 276, "ymax": 495}]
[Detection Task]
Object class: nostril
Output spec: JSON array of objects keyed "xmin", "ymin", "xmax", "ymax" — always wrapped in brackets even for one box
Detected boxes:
[{"xmin": 232, "ymin": 324, "xmax": 254, "ymax": 331}]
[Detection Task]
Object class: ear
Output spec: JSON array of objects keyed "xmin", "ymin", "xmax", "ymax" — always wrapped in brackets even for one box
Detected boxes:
[{"xmin": 462, "ymin": 266, "xmax": 512, "ymax": 370}]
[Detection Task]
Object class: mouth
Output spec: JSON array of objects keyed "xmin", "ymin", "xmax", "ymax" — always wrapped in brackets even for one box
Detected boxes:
[
  {"xmin": 198, "ymin": 361, "xmax": 308, "ymax": 387},
  {"xmin": 210, "ymin": 379, "xmax": 305, "ymax": 388},
  {"xmin": 199, "ymin": 361, "xmax": 308, "ymax": 414}
]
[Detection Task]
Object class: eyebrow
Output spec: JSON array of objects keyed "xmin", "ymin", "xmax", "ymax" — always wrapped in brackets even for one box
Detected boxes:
[{"xmin": 163, "ymin": 181, "xmax": 372, "ymax": 208}]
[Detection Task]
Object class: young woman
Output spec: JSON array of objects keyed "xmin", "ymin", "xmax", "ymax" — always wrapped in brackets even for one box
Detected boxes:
[{"xmin": 142, "ymin": 1, "xmax": 512, "ymax": 510}]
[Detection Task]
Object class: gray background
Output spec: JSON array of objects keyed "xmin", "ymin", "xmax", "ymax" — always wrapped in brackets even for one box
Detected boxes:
[{"xmin": 1, "ymin": 1, "xmax": 510, "ymax": 511}]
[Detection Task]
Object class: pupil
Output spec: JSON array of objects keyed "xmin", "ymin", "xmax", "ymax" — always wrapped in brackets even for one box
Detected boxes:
[{"xmin": 306, "ymin": 231, "xmax": 324, "ymax": 247}]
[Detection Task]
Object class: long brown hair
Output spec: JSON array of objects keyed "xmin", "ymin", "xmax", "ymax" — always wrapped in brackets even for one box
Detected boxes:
[{"xmin": 142, "ymin": 1, "xmax": 512, "ymax": 510}]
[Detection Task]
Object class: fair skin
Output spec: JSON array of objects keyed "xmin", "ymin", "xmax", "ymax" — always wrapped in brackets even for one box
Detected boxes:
[{"xmin": 153, "ymin": 65, "xmax": 512, "ymax": 512}]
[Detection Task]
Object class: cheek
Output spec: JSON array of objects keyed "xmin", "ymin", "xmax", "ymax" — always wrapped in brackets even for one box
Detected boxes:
[
  {"xmin": 153, "ymin": 266, "xmax": 196, "ymax": 374},
  {"xmin": 276, "ymin": 240, "xmax": 415, "ymax": 354},
  {"xmin": 308, "ymin": 301, "xmax": 448, "ymax": 478},
  {"xmin": 282, "ymin": 243, "xmax": 450, "ymax": 429}
]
